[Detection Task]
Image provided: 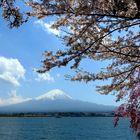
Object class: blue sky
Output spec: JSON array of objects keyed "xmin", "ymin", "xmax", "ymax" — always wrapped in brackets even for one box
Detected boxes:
[{"xmin": 0, "ymin": 17, "xmax": 119, "ymax": 106}]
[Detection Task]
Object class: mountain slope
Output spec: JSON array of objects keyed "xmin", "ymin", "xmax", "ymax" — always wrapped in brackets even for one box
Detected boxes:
[{"xmin": 0, "ymin": 89, "xmax": 115, "ymax": 113}]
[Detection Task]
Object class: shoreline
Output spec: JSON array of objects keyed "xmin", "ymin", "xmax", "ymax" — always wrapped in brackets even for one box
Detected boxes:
[{"xmin": 0, "ymin": 112, "xmax": 115, "ymax": 117}]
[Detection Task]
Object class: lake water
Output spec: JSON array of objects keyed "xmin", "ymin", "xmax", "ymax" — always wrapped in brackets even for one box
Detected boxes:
[{"xmin": 0, "ymin": 117, "xmax": 137, "ymax": 140}]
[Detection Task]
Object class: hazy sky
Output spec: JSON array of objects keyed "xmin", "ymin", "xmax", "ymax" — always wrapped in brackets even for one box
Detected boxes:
[{"xmin": 0, "ymin": 17, "xmax": 120, "ymax": 106}]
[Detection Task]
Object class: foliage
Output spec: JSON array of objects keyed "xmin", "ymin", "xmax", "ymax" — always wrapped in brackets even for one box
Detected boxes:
[
  {"xmin": 27, "ymin": 0, "xmax": 140, "ymax": 138},
  {"xmin": 0, "ymin": 0, "xmax": 27, "ymax": 28},
  {"xmin": 114, "ymin": 83, "xmax": 140, "ymax": 139},
  {"xmin": 28, "ymin": 0, "xmax": 140, "ymax": 94}
]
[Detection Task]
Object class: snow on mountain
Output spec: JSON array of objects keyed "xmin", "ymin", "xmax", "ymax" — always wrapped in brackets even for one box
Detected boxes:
[
  {"xmin": 0, "ymin": 89, "xmax": 115, "ymax": 113},
  {"xmin": 35, "ymin": 89, "xmax": 72, "ymax": 100}
]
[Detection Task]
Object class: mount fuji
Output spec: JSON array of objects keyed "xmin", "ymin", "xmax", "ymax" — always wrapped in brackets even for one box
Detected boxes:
[{"xmin": 0, "ymin": 89, "xmax": 115, "ymax": 113}]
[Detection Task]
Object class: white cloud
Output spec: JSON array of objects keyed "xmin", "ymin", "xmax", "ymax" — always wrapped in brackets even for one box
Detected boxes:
[
  {"xmin": 0, "ymin": 90, "xmax": 30, "ymax": 106},
  {"xmin": 0, "ymin": 56, "xmax": 26, "ymax": 86},
  {"xmin": 35, "ymin": 72, "xmax": 54, "ymax": 82},
  {"xmin": 34, "ymin": 20, "xmax": 60, "ymax": 36}
]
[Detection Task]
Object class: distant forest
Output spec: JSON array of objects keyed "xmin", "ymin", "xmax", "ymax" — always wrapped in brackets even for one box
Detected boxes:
[{"xmin": 0, "ymin": 112, "xmax": 115, "ymax": 117}]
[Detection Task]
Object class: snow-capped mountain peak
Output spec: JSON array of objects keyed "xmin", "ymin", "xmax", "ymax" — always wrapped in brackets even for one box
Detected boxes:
[
  {"xmin": 0, "ymin": 89, "xmax": 115, "ymax": 113},
  {"xmin": 35, "ymin": 89, "xmax": 72, "ymax": 100}
]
